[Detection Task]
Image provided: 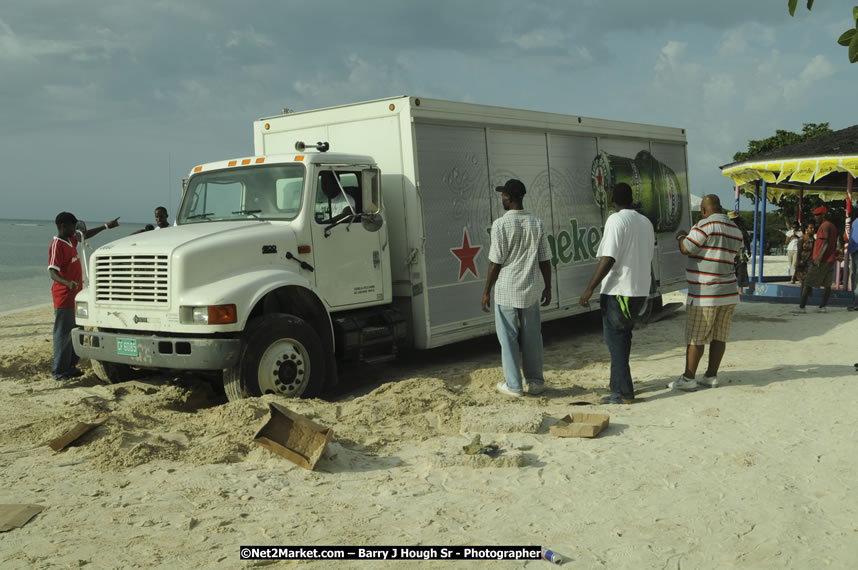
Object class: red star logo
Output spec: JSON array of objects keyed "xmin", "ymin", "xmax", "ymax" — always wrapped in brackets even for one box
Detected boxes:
[{"xmin": 450, "ymin": 228, "xmax": 481, "ymax": 280}]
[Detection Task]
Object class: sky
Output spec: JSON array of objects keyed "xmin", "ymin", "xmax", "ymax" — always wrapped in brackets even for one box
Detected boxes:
[{"xmin": 1, "ymin": 0, "xmax": 854, "ymax": 223}]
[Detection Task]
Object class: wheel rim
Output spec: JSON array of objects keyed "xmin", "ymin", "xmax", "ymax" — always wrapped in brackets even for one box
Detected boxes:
[{"xmin": 256, "ymin": 337, "xmax": 311, "ymax": 396}]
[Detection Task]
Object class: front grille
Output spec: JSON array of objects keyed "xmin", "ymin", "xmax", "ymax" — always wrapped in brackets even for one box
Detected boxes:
[{"xmin": 94, "ymin": 254, "xmax": 169, "ymax": 303}]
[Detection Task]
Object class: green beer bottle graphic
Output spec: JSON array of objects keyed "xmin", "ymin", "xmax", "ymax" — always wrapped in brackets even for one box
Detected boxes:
[{"xmin": 591, "ymin": 150, "xmax": 682, "ymax": 232}]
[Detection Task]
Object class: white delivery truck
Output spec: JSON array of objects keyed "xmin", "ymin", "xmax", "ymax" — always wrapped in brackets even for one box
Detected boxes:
[{"xmin": 73, "ymin": 96, "xmax": 691, "ymax": 400}]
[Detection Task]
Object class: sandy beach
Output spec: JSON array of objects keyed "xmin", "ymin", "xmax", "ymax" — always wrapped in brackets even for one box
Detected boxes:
[{"xmin": 1, "ymin": 292, "xmax": 857, "ymax": 568}]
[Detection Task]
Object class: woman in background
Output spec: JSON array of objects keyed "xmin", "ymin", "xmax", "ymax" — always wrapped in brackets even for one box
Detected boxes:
[{"xmin": 794, "ymin": 222, "xmax": 816, "ymax": 284}]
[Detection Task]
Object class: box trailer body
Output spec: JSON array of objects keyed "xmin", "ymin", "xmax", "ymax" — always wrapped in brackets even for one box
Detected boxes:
[
  {"xmin": 254, "ymin": 96, "xmax": 691, "ymax": 349},
  {"xmin": 72, "ymin": 96, "xmax": 691, "ymax": 399}
]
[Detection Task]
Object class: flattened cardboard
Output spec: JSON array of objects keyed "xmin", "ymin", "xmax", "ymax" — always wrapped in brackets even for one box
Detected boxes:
[
  {"xmin": 253, "ymin": 403, "xmax": 333, "ymax": 470},
  {"xmin": 0, "ymin": 504, "xmax": 45, "ymax": 532},
  {"xmin": 48, "ymin": 416, "xmax": 108, "ymax": 452},
  {"xmin": 550, "ymin": 412, "xmax": 610, "ymax": 438}
]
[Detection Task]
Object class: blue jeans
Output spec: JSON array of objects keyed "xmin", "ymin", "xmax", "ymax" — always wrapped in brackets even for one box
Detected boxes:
[
  {"xmin": 600, "ymin": 294, "xmax": 646, "ymax": 399},
  {"xmin": 494, "ymin": 302, "xmax": 544, "ymax": 393},
  {"xmin": 52, "ymin": 307, "xmax": 79, "ymax": 378},
  {"xmin": 851, "ymin": 251, "xmax": 858, "ymax": 307}
]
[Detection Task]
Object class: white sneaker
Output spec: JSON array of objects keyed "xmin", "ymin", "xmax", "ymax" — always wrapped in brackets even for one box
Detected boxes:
[
  {"xmin": 816, "ymin": 306, "xmax": 827, "ymax": 313},
  {"xmin": 496, "ymin": 381, "xmax": 523, "ymax": 397},
  {"xmin": 526, "ymin": 382, "xmax": 546, "ymax": 395},
  {"xmin": 668, "ymin": 375, "xmax": 698, "ymax": 391},
  {"xmin": 697, "ymin": 376, "xmax": 718, "ymax": 388},
  {"xmin": 791, "ymin": 307, "xmax": 806, "ymax": 314}
]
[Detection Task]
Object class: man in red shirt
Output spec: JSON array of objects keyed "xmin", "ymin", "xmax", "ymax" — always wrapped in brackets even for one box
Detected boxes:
[
  {"xmin": 50, "ymin": 212, "xmax": 119, "ymax": 380},
  {"xmin": 798, "ymin": 206, "xmax": 838, "ymax": 313}
]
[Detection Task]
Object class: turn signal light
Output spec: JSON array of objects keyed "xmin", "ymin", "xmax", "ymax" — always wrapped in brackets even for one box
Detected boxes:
[{"xmin": 208, "ymin": 304, "xmax": 237, "ymax": 324}]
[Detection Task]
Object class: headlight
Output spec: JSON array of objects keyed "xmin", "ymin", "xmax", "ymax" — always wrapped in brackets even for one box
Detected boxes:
[
  {"xmin": 180, "ymin": 304, "xmax": 237, "ymax": 325},
  {"xmin": 75, "ymin": 301, "xmax": 88, "ymax": 319},
  {"xmin": 192, "ymin": 306, "xmax": 209, "ymax": 324}
]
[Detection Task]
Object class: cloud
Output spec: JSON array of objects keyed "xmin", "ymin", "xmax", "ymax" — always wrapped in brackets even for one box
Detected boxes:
[
  {"xmin": 717, "ymin": 23, "xmax": 775, "ymax": 58},
  {"xmin": 506, "ymin": 28, "xmax": 566, "ymax": 51},
  {"xmin": 783, "ymin": 55, "xmax": 836, "ymax": 102},
  {"xmin": 654, "ymin": 40, "xmax": 687, "ymax": 72}
]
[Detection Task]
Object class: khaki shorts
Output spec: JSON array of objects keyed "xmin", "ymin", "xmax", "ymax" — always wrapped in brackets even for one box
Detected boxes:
[
  {"xmin": 686, "ymin": 304, "xmax": 736, "ymax": 345},
  {"xmin": 802, "ymin": 261, "xmax": 834, "ymax": 288}
]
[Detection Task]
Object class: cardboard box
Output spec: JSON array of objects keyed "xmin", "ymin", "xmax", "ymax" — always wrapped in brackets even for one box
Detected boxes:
[
  {"xmin": 253, "ymin": 403, "xmax": 333, "ymax": 470},
  {"xmin": 0, "ymin": 504, "xmax": 45, "ymax": 532},
  {"xmin": 549, "ymin": 412, "xmax": 610, "ymax": 438},
  {"xmin": 48, "ymin": 416, "xmax": 108, "ymax": 452}
]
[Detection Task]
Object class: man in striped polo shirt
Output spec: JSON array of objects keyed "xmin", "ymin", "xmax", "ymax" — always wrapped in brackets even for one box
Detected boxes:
[{"xmin": 669, "ymin": 195, "xmax": 743, "ymax": 391}]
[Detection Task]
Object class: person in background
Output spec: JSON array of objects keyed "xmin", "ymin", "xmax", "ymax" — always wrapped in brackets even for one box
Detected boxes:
[
  {"xmin": 49, "ymin": 212, "xmax": 120, "ymax": 380},
  {"xmin": 482, "ymin": 179, "xmax": 552, "ymax": 397},
  {"xmin": 131, "ymin": 206, "xmax": 170, "ymax": 235},
  {"xmin": 670, "ymin": 194, "xmax": 743, "ymax": 391},
  {"xmin": 727, "ymin": 211, "xmax": 750, "ymax": 292},
  {"xmin": 794, "ymin": 222, "xmax": 816, "ymax": 285},
  {"xmin": 579, "ymin": 182, "xmax": 654, "ymax": 404},
  {"xmin": 785, "ymin": 220, "xmax": 802, "ymax": 284},
  {"xmin": 797, "ymin": 206, "xmax": 838, "ymax": 313},
  {"xmin": 848, "ymin": 209, "xmax": 858, "ymax": 311}
]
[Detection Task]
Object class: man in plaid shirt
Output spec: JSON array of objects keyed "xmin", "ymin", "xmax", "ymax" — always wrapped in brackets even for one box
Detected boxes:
[{"xmin": 481, "ymin": 179, "xmax": 552, "ymax": 397}]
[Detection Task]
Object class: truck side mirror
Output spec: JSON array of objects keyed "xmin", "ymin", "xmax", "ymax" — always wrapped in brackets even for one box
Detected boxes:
[{"xmin": 360, "ymin": 212, "xmax": 384, "ymax": 232}]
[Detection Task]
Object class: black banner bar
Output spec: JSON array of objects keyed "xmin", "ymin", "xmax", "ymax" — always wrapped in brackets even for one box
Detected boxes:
[{"xmin": 239, "ymin": 546, "xmax": 543, "ymax": 561}]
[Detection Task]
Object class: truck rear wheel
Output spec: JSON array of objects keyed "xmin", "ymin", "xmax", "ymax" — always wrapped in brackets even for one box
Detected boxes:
[
  {"xmin": 223, "ymin": 314, "xmax": 326, "ymax": 401},
  {"xmin": 91, "ymin": 359, "xmax": 138, "ymax": 384}
]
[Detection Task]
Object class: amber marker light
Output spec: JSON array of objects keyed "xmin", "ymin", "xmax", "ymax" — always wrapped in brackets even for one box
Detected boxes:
[
  {"xmin": 193, "ymin": 166, "xmax": 202, "ymax": 172},
  {"xmin": 294, "ymin": 155, "xmax": 304, "ymax": 161},
  {"xmin": 255, "ymin": 157, "xmax": 265, "ymax": 164},
  {"xmin": 264, "ymin": 123, "xmax": 270, "ymax": 130},
  {"xmin": 389, "ymin": 104, "xmax": 395, "ymax": 111},
  {"xmin": 208, "ymin": 304, "xmax": 237, "ymax": 324},
  {"xmin": 241, "ymin": 159, "xmax": 251, "ymax": 165},
  {"xmin": 228, "ymin": 160, "xmax": 237, "ymax": 167}
]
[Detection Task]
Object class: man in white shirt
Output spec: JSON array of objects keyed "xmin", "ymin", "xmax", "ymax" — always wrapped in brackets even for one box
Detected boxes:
[
  {"xmin": 579, "ymin": 183, "xmax": 655, "ymax": 404},
  {"xmin": 482, "ymin": 179, "xmax": 552, "ymax": 397}
]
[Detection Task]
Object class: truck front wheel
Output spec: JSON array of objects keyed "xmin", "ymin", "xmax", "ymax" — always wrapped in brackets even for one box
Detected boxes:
[
  {"xmin": 223, "ymin": 314, "xmax": 326, "ymax": 401},
  {"xmin": 91, "ymin": 359, "xmax": 138, "ymax": 384}
]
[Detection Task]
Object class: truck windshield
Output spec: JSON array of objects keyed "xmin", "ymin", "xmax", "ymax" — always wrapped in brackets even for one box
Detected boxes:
[{"xmin": 177, "ymin": 164, "xmax": 305, "ymax": 224}]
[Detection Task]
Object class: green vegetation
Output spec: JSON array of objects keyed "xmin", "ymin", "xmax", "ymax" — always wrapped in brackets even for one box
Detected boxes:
[
  {"xmin": 732, "ymin": 123, "xmax": 848, "ymax": 236},
  {"xmin": 788, "ymin": 1, "xmax": 858, "ymax": 63}
]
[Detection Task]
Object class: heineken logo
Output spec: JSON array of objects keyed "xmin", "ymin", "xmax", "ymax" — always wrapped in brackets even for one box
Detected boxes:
[
  {"xmin": 591, "ymin": 152, "xmax": 611, "ymax": 209},
  {"xmin": 547, "ymin": 218, "xmax": 604, "ymax": 267}
]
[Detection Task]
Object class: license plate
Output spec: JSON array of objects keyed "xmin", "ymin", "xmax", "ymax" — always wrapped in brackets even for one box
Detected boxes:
[{"xmin": 116, "ymin": 338, "xmax": 138, "ymax": 357}]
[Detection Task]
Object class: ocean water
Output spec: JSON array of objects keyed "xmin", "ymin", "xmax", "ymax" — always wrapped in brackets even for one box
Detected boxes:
[{"xmin": 0, "ymin": 219, "xmax": 148, "ymax": 315}]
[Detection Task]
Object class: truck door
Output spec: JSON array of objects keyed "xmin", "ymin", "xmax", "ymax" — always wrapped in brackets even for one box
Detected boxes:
[{"xmin": 309, "ymin": 168, "xmax": 387, "ymax": 307}]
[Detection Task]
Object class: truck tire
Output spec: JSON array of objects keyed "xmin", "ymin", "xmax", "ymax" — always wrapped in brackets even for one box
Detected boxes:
[
  {"xmin": 223, "ymin": 314, "xmax": 326, "ymax": 401},
  {"xmin": 91, "ymin": 359, "xmax": 138, "ymax": 384}
]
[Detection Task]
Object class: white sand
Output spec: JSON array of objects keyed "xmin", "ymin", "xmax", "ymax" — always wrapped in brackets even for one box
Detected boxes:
[{"xmin": 1, "ymin": 294, "xmax": 857, "ymax": 568}]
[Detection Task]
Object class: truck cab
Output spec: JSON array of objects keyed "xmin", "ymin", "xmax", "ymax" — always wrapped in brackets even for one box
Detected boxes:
[{"xmin": 72, "ymin": 144, "xmax": 405, "ymax": 400}]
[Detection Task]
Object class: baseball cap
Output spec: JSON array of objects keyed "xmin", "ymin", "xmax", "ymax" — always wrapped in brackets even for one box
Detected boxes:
[
  {"xmin": 496, "ymin": 179, "xmax": 526, "ymax": 199},
  {"xmin": 55, "ymin": 212, "xmax": 78, "ymax": 226},
  {"xmin": 812, "ymin": 206, "xmax": 828, "ymax": 215}
]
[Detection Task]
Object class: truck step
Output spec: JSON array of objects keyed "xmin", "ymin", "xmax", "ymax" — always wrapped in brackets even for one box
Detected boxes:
[{"xmin": 362, "ymin": 354, "xmax": 396, "ymax": 365}]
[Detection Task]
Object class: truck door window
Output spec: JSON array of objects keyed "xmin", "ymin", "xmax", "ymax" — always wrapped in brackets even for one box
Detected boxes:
[{"xmin": 314, "ymin": 171, "xmax": 362, "ymax": 224}]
